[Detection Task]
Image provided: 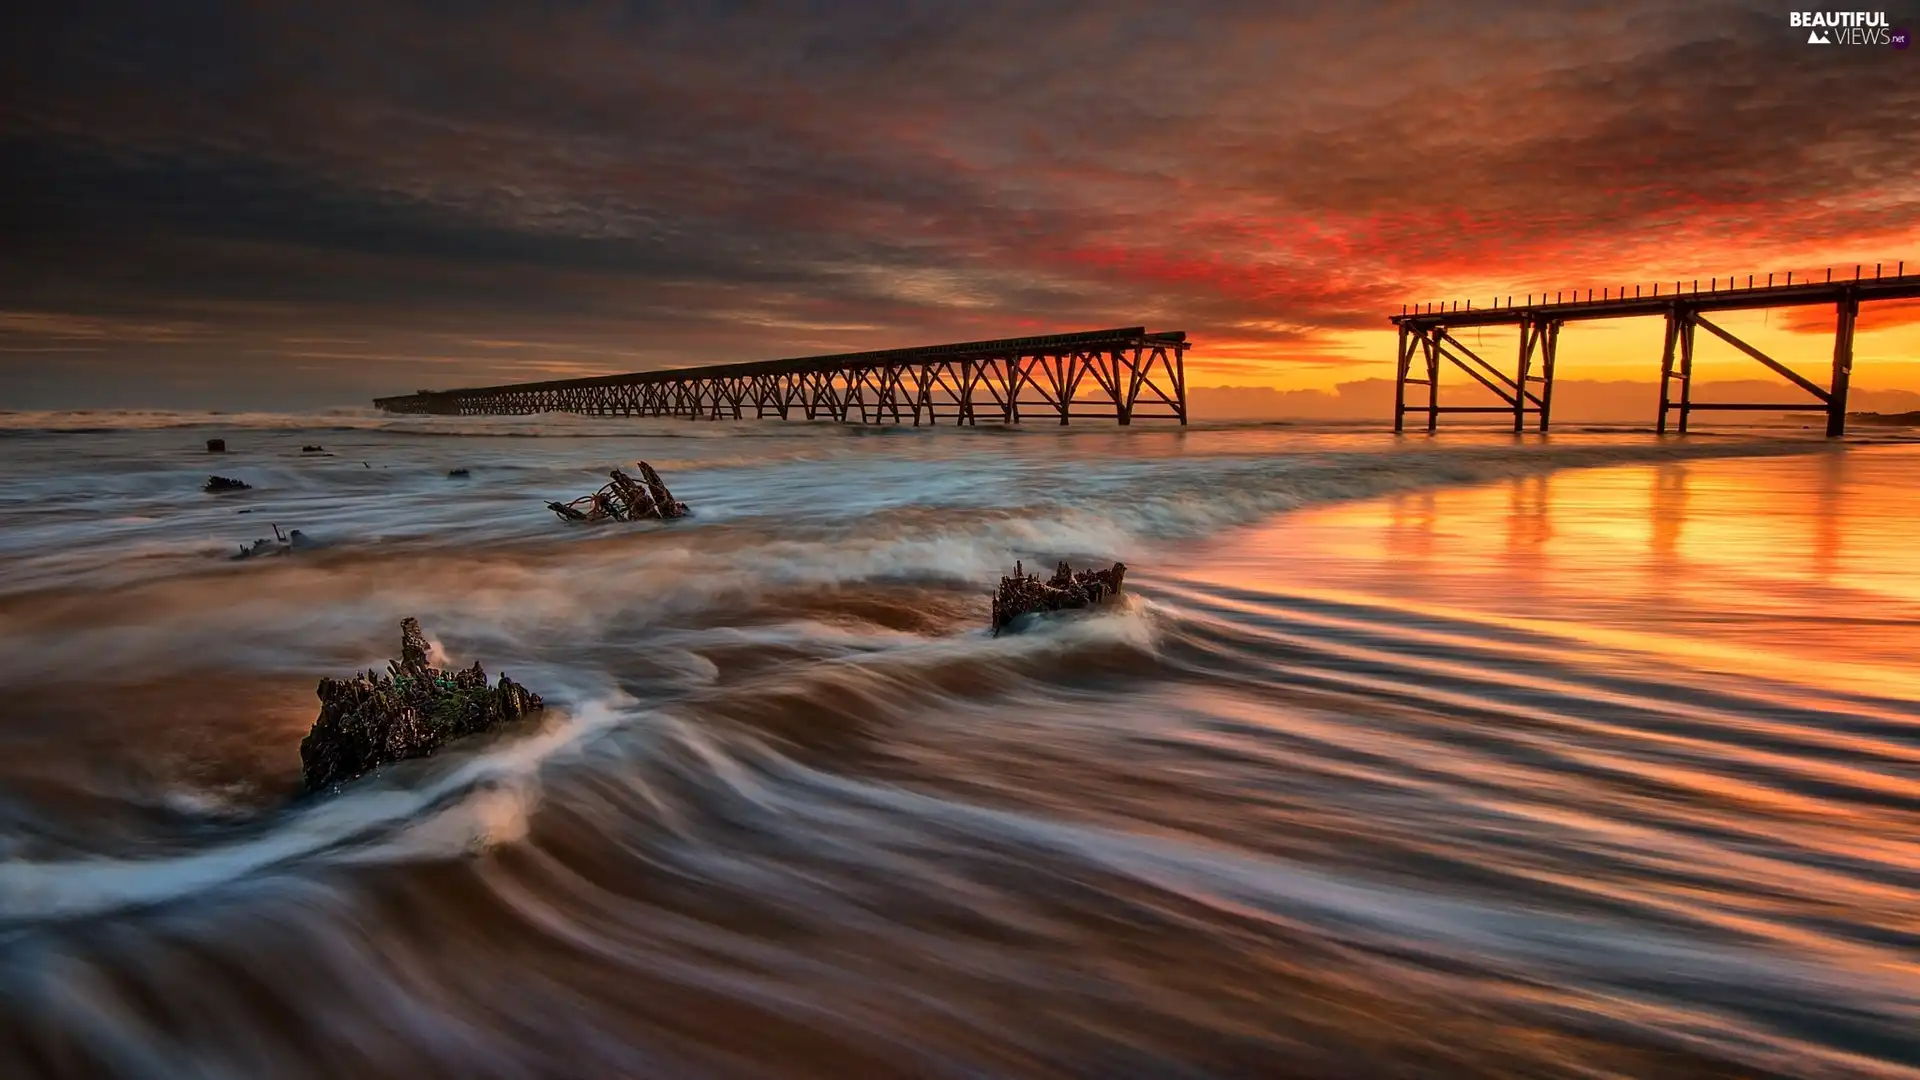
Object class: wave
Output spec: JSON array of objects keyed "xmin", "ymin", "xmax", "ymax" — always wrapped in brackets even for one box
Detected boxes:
[
  {"xmin": 0, "ymin": 592, "xmax": 1163, "ymax": 922},
  {"xmin": 0, "ymin": 690, "xmax": 636, "ymax": 926},
  {"xmin": 5, "ymin": 426, "xmax": 1918, "ymax": 1077},
  {"xmin": 0, "ymin": 433, "xmax": 1862, "ymax": 679}
]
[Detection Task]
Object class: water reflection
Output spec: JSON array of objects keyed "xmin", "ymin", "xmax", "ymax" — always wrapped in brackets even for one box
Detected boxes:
[
  {"xmin": 1177, "ymin": 445, "xmax": 1920, "ymax": 699},
  {"xmin": 1648, "ymin": 462, "xmax": 1688, "ymax": 574}
]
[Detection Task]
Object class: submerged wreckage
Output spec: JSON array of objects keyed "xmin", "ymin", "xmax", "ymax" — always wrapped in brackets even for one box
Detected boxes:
[
  {"xmin": 233, "ymin": 523, "xmax": 316, "ymax": 559},
  {"xmin": 299, "ymin": 618, "xmax": 544, "ymax": 792},
  {"xmin": 547, "ymin": 461, "xmax": 689, "ymax": 523},
  {"xmin": 991, "ymin": 560, "xmax": 1128, "ymax": 635}
]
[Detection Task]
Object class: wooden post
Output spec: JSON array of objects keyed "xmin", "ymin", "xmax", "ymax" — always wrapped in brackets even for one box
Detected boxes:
[
  {"xmin": 1828, "ymin": 290, "xmax": 1858, "ymax": 438},
  {"xmin": 1424, "ymin": 328, "xmax": 1441, "ymax": 433},
  {"xmin": 1059, "ymin": 351, "xmax": 1075, "ymax": 422},
  {"xmin": 1677, "ymin": 312, "xmax": 1697, "ymax": 434},
  {"xmin": 1393, "ymin": 324, "xmax": 1409, "ymax": 433},
  {"xmin": 1657, "ymin": 308, "xmax": 1679, "ymax": 434},
  {"xmin": 1513, "ymin": 318, "xmax": 1534, "ymax": 434},
  {"xmin": 1174, "ymin": 345, "xmax": 1188, "ymax": 426},
  {"xmin": 1537, "ymin": 320, "xmax": 1560, "ymax": 433}
]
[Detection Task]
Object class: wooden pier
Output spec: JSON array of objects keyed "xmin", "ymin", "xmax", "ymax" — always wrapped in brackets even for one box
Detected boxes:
[
  {"xmin": 1391, "ymin": 264, "xmax": 1920, "ymax": 436},
  {"xmin": 373, "ymin": 327, "xmax": 1188, "ymax": 426}
]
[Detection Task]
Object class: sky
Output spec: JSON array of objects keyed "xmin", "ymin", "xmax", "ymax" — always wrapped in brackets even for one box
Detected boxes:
[{"xmin": 3, "ymin": 0, "xmax": 1918, "ymax": 413}]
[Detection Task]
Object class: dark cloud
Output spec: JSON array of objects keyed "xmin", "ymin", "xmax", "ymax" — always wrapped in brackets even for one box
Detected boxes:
[{"xmin": 1, "ymin": 0, "xmax": 1916, "ymax": 407}]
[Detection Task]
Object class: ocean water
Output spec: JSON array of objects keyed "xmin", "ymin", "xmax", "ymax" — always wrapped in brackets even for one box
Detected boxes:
[{"xmin": 0, "ymin": 410, "xmax": 1917, "ymax": 1079}]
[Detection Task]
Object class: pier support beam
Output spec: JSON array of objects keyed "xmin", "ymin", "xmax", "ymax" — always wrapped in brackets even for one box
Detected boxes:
[
  {"xmin": 1658, "ymin": 308, "xmax": 1854, "ymax": 433},
  {"xmin": 1393, "ymin": 324, "xmax": 1409, "ymax": 433},
  {"xmin": 1392, "ymin": 322, "xmax": 1551, "ymax": 433},
  {"xmin": 1677, "ymin": 311, "xmax": 1696, "ymax": 434},
  {"xmin": 1657, "ymin": 309, "xmax": 1680, "ymax": 434},
  {"xmin": 1655, "ymin": 309, "xmax": 1712, "ymax": 433},
  {"xmin": 1393, "ymin": 324, "xmax": 1442, "ymax": 433},
  {"xmin": 1387, "ymin": 268, "xmax": 1917, "ymax": 438},
  {"xmin": 1535, "ymin": 319, "xmax": 1561, "ymax": 432},
  {"xmin": 1829, "ymin": 291, "xmax": 1857, "ymax": 438},
  {"xmin": 1512, "ymin": 321, "xmax": 1532, "ymax": 433},
  {"xmin": 1512, "ymin": 318, "xmax": 1560, "ymax": 433},
  {"xmin": 1424, "ymin": 328, "xmax": 1441, "ymax": 433}
]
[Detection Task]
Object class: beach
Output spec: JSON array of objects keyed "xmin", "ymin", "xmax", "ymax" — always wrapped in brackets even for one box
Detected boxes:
[{"xmin": 2, "ymin": 413, "xmax": 1918, "ymax": 1079}]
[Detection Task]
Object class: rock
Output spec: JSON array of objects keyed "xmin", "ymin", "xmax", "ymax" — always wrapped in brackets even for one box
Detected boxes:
[
  {"xmin": 299, "ymin": 617, "xmax": 544, "ymax": 792},
  {"xmin": 548, "ymin": 461, "xmax": 690, "ymax": 522},
  {"xmin": 447, "ymin": 467, "xmax": 471, "ymax": 478},
  {"xmin": 990, "ymin": 559, "xmax": 1127, "ymax": 636},
  {"xmin": 301, "ymin": 444, "xmax": 326, "ymax": 453},
  {"xmin": 207, "ymin": 438, "xmax": 226, "ymax": 453},
  {"xmin": 205, "ymin": 475, "xmax": 251, "ymax": 493}
]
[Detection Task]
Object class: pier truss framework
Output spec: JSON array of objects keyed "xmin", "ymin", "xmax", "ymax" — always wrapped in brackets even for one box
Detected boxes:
[
  {"xmin": 374, "ymin": 328, "xmax": 1188, "ymax": 426},
  {"xmin": 1390, "ymin": 266, "xmax": 1920, "ymax": 437}
]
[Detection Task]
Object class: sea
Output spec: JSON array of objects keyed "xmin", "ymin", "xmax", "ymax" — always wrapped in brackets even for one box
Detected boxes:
[{"xmin": 0, "ymin": 410, "xmax": 1917, "ymax": 1079}]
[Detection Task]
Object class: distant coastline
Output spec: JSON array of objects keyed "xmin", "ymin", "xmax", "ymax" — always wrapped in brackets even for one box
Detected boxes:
[{"xmin": 1850, "ymin": 410, "xmax": 1920, "ymax": 427}]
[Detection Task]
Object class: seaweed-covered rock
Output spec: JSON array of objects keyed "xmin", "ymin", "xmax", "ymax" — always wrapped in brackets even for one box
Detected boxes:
[
  {"xmin": 299, "ymin": 618, "xmax": 543, "ymax": 791},
  {"xmin": 205, "ymin": 475, "xmax": 251, "ymax": 493},
  {"xmin": 548, "ymin": 461, "xmax": 690, "ymax": 522},
  {"xmin": 990, "ymin": 560, "xmax": 1128, "ymax": 636}
]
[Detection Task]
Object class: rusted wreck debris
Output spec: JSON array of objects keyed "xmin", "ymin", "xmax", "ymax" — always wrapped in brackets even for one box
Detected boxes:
[
  {"xmin": 547, "ymin": 461, "xmax": 689, "ymax": 523},
  {"xmin": 205, "ymin": 475, "xmax": 251, "ymax": 493},
  {"xmin": 232, "ymin": 523, "xmax": 315, "ymax": 560},
  {"xmin": 299, "ymin": 617, "xmax": 544, "ymax": 792},
  {"xmin": 990, "ymin": 560, "xmax": 1128, "ymax": 636}
]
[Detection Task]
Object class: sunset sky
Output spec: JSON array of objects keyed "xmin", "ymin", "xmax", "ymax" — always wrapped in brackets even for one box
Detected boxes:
[{"xmin": 3, "ymin": 0, "xmax": 1918, "ymax": 411}]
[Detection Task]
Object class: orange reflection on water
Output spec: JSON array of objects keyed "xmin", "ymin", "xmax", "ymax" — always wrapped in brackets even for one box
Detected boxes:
[{"xmin": 1173, "ymin": 445, "xmax": 1920, "ymax": 701}]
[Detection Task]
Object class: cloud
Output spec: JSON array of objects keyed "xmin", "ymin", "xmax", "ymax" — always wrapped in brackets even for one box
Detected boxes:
[{"xmin": 2, "ymin": 0, "xmax": 1917, "ymax": 407}]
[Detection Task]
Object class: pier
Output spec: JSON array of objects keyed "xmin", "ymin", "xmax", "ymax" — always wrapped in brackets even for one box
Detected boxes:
[
  {"xmin": 374, "ymin": 327, "xmax": 1188, "ymax": 426},
  {"xmin": 1391, "ymin": 264, "xmax": 1920, "ymax": 436}
]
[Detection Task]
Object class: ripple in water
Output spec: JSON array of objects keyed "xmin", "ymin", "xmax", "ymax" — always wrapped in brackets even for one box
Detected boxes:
[{"xmin": 1, "ymin": 417, "xmax": 1917, "ymax": 1079}]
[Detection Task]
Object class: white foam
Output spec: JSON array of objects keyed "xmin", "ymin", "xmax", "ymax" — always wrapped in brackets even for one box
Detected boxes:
[{"xmin": 0, "ymin": 695, "xmax": 638, "ymax": 923}]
